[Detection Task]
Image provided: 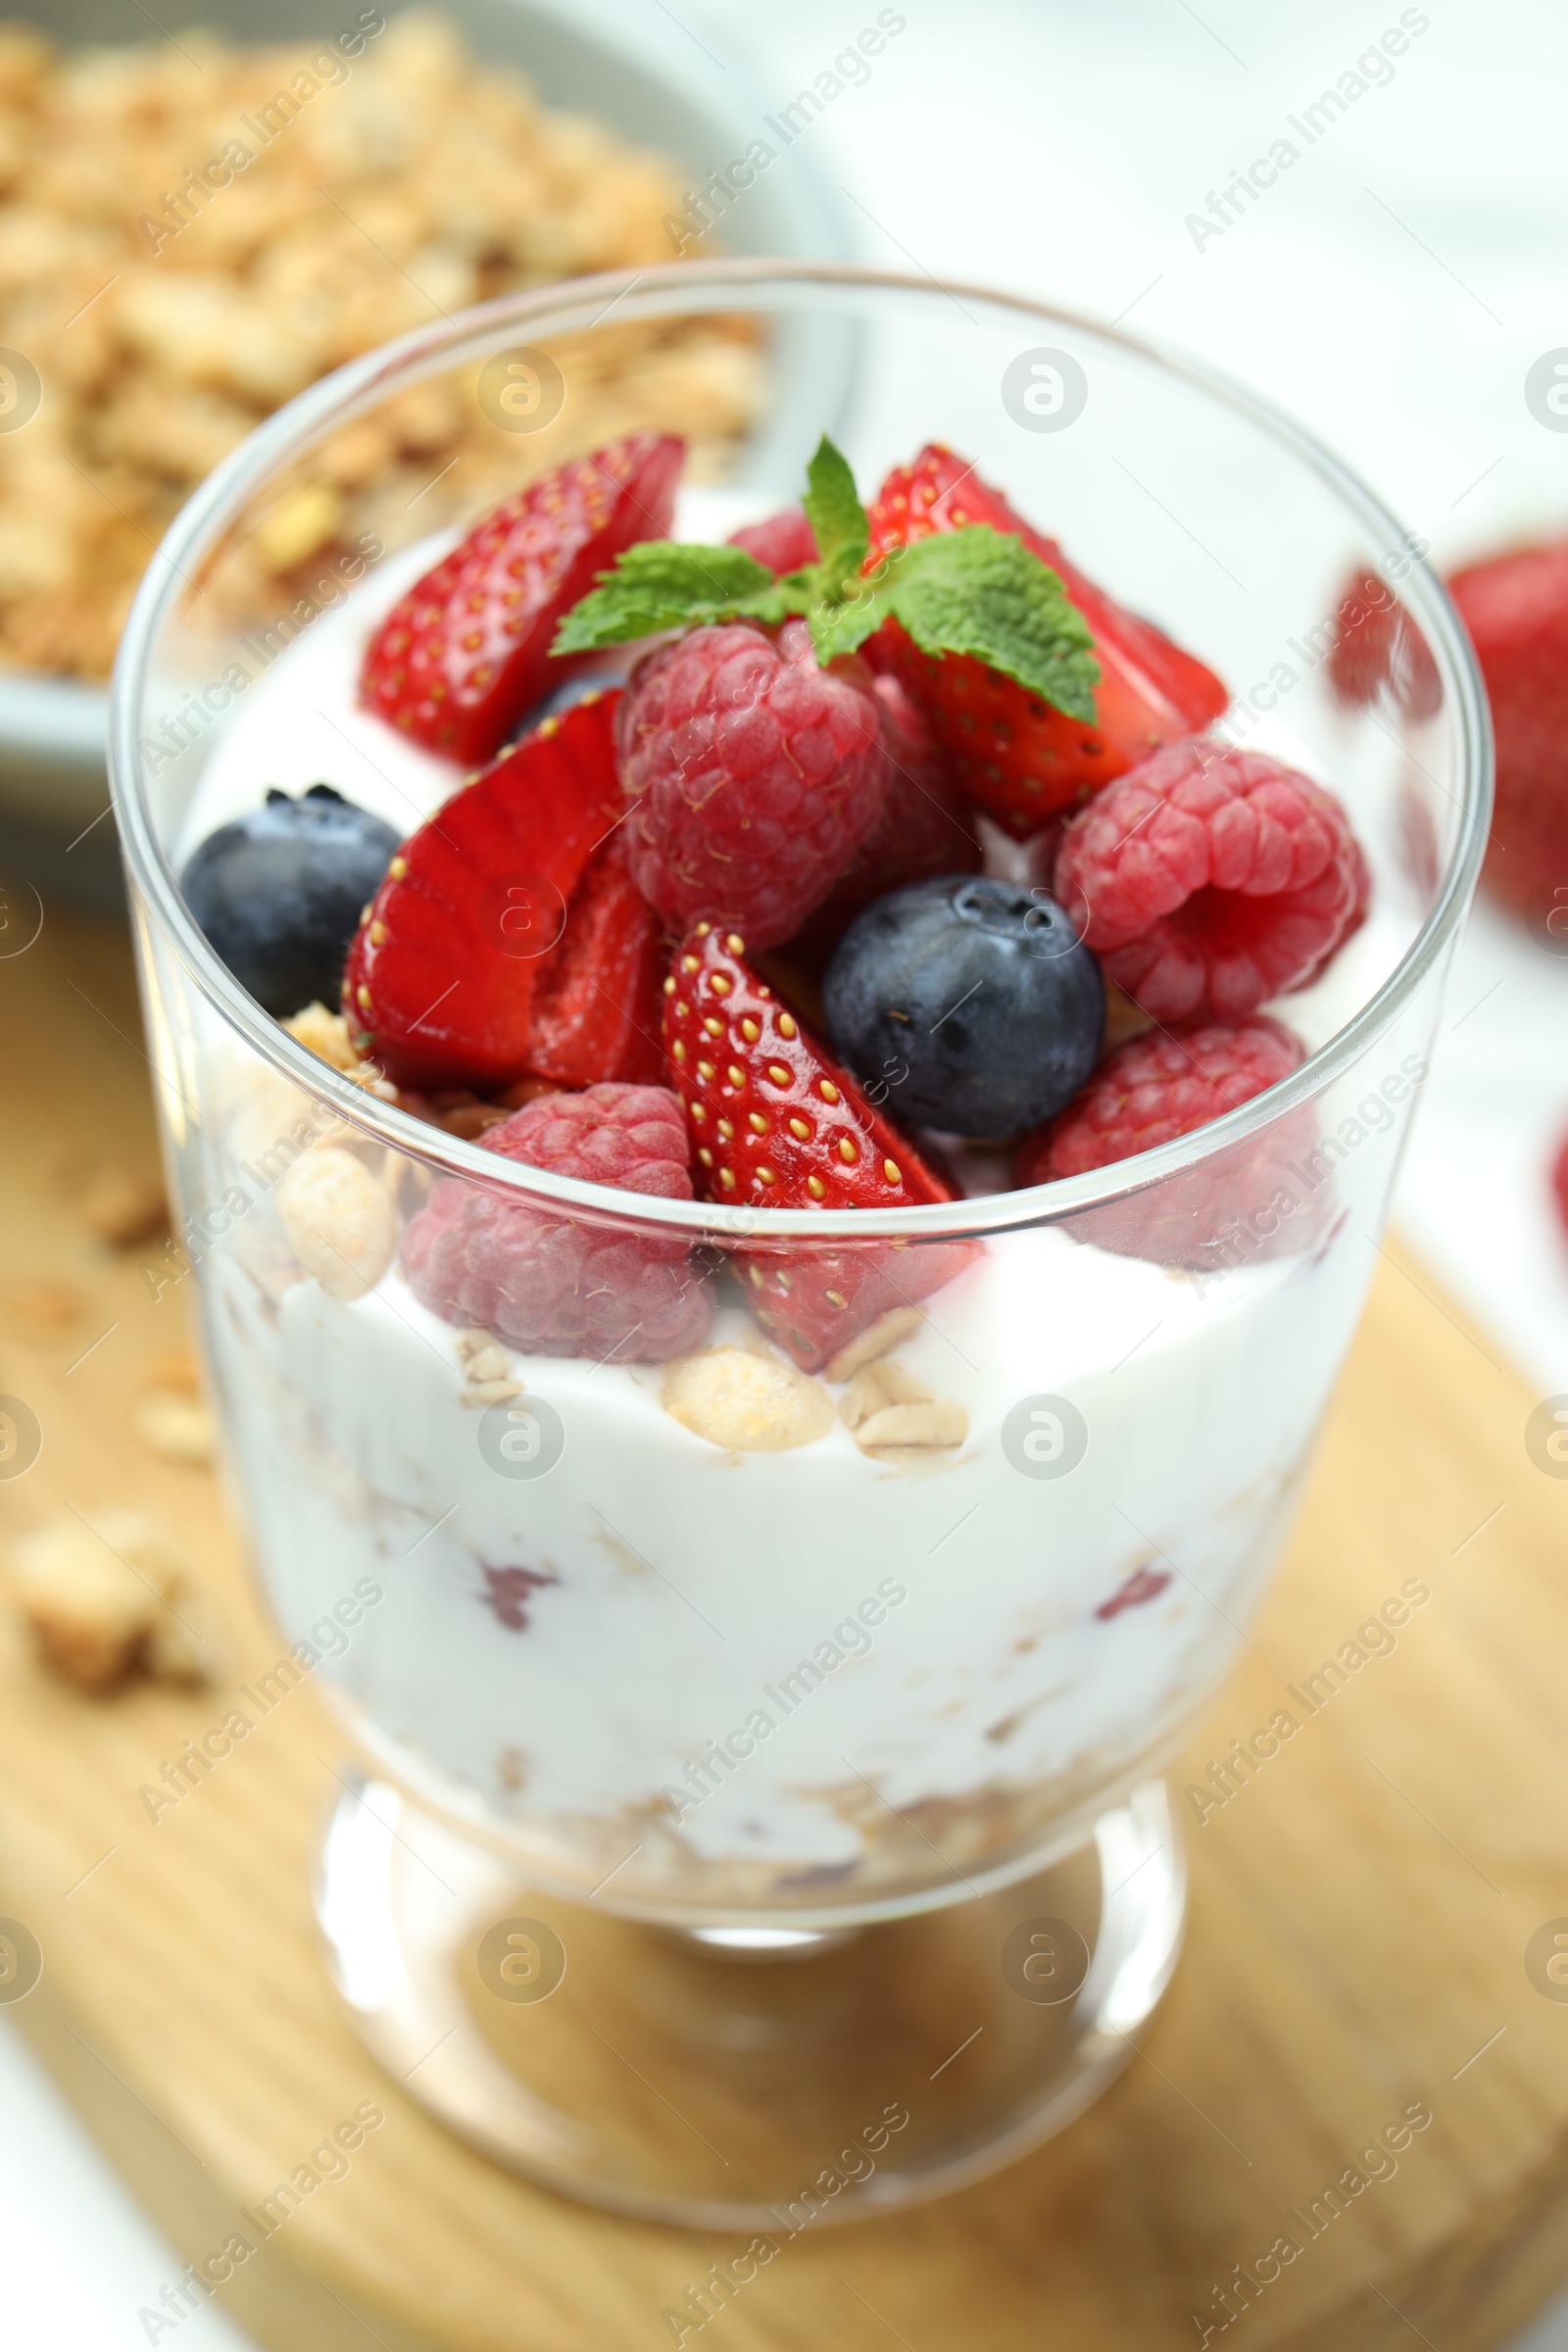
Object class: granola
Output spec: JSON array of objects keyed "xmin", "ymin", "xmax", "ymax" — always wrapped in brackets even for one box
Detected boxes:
[
  {"xmin": 0, "ymin": 10, "xmax": 760, "ymax": 681},
  {"xmin": 840, "ymin": 1355, "xmax": 969, "ymax": 1464},
  {"xmin": 276, "ymin": 1144, "xmax": 396, "ymax": 1298},
  {"xmin": 662, "ymin": 1348, "xmax": 836, "ymax": 1453},
  {"xmin": 8, "ymin": 1508, "xmax": 208, "ymax": 1690}
]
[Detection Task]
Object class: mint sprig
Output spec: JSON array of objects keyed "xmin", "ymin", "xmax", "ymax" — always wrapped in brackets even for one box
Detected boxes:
[
  {"xmin": 553, "ymin": 542, "xmax": 782, "ymax": 645},
  {"xmin": 801, "ymin": 432, "xmax": 868, "ymax": 586},
  {"xmin": 550, "ymin": 434, "xmax": 1101, "ymax": 725}
]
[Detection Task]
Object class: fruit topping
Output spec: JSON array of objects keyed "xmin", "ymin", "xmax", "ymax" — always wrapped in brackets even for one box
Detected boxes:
[
  {"xmin": 866, "ymin": 443, "xmax": 1230, "ymax": 834},
  {"xmin": 519, "ymin": 826, "xmax": 665, "ymax": 1090},
  {"xmin": 741, "ymin": 1232, "xmax": 981, "ymax": 1380},
  {"xmin": 1447, "ymin": 538, "xmax": 1568, "ymax": 912},
  {"xmin": 793, "ymin": 674, "xmax": 981, "ymax": 954},
  {"xmin": 1017, "ymin": 1016, "xmax": 1315, "ymax": 1272},
  {"xmin": 613, "ymin": 617, "xmax": 890, "ymax": 950},
  {"xmin": 662, "ymin": 921, "xmax": 979, "ymax": 1369},
  {"xmin": 1053, "ymin": 736, "xmax": 1367, "ymax": 1023},
  {"xmin": 342, "ymin": 693, "xmax": 629, "ymax": 1091},
  {"xmin": 822, "ymin": 876, "xmax": 1103, "ymax": 1137},
  {"xmin": 664, "ymin": 920, "xmax": 954, "ymax": 1209},
  {"xmin": 244, "ymin": 426, "xmax": 1377, "ymax": 1271},
  {"xmin": 181, "ymin": 783, "xmax": 399, "ymax": 1018},
  {"xmin": 561, "ymin": 433, "xmax": 1098, "ymax": 692},
  {"xmin": 727, "ymin": 507, "xmax": 818, "ymax": 576},
  {"xmin": 555, "ymin": 431, "xmax": 1103, "ymax": 905},
  {"xmin": 359, "ymin": 432, "xmax": 682, "ymax": 764},
  {"xmin": 1017, "ymin": 1015, "xmax": 1303, "ymax": 1181},
  {"xmin": 401, "ymin": 1082, "xmax": 711, "ymax": 1361}
]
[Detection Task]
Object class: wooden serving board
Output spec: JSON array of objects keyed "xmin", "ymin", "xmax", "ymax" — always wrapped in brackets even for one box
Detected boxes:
[{"xmin": 4, "ymin": 906, "xmax": 1568, "ymax": 2352}]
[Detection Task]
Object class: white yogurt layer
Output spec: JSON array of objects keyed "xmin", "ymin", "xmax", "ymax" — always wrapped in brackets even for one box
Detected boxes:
[{"xmin": 172, "ymin": 498, "xmax": 1407, "ymax": 1907}]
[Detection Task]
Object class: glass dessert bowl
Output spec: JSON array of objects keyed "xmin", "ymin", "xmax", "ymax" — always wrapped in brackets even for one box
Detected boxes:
[{"xmin": 109, "ymin": 261, "xmax": 1488, "ymax": 2228}]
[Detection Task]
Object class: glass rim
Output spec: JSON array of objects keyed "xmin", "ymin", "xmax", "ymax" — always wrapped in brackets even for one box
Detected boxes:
[{"xmin": 108, "ymin": 256, "xmax": 1492, "ymax": 1244}]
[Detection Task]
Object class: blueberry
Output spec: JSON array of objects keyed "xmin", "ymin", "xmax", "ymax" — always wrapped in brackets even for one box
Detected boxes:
[
  {"xmin": 181, "ymin": 784, "xmax": 401, "ymax": 1017},
  {"xmin": 822, "ymin": 876, "xmax": 1104, "ymax": 1137}
]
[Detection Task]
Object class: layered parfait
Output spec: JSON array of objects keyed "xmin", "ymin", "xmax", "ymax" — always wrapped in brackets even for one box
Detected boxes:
[{"xmin": 167, "ymin": 428, "xmax": 1393, "ymax": 1909}]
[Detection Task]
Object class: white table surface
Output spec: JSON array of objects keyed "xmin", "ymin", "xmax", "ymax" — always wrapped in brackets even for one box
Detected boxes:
[{"xmin": 8, "ymin": 0, "xmax": 1568, "ymax": 2342}]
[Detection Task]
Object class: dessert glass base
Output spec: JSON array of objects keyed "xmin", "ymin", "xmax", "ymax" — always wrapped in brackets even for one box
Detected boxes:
[{"xmin": 316, "ymin": 1772, "xmax": 1184, "ymax": 2227}]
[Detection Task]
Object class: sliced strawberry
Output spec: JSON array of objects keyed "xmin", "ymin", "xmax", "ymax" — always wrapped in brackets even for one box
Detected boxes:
[
  {"xmin": 866, "ymin": 444, "xmax": 1229, "ymax": 837},
  {"xmin": 524, "ymin": 827, "xmax": 665, "ymax": 1089},
  {"xmin": 662, "ymin": 921, "xmax": 980, "ymax": 1370},
  {"xmin": 359, "ymin": 432, "xmax": 683, "ymax": 765},
  {"xmin": 343, "ymin": 694, "xmax": 624, "ymax": 1091},
  {"xmin": 738, "ymin": 1237, "xmax": 983, "ymax": 1380},
  {"xmin": 664, "ymin": 920, "xmax": 951, "ymax": 1208}
]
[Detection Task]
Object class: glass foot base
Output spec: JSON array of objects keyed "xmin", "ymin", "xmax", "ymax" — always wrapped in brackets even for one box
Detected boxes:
[{"xmin": 315, "ymin": 1776, "xmax": 1185, "ymax": 2228}]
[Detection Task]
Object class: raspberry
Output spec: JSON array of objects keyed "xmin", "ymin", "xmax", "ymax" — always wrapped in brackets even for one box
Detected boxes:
[
  {"xmin": 615, "ymin": 619, "xmax": 890, "ymax": 951},
  {"xmin": 727, "ymin": 508, "xmax": 818, "ymax": 576},
  {"xmin": 1054, "ymin": 736, "xmax": 1367, "ymax": 1022},
  {"xmin": 401, "ymin": 1083, "xmax": 711, "ymax": 1361},
  {"xmin": 1016, "ymin": 1017, "xmax": 1313, "ymax": 1273},
  {"xmin": 794, "ymin": 674, "xmax": 980, "ymax": 954},
  {"xmin": 1018, "ymin": 1017, "xmax": 1304, "ymax": 1181}
]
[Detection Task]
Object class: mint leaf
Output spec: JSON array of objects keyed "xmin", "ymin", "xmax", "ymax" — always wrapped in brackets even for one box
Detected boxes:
[
  {"xmin": 886, "ymin": 527, "xmax": 1100, "ymax": 722},
  {"xmin": 801, "ymin": 434, "xmax": 868, "ymax": 588},
  {"xmin": 550, "ymin": 445, "xmax": 1102, "ymax": 729},
  {"xmin": 808, "ymin": 597, "xmax": 884, "ymax": 663},
  {"xmin": 804, "ymin": 544, "xmax": 907, "ymax": 662},
  {"xmin": 551, "ymin": 541, "xmax": 794, "ymax": 652}
]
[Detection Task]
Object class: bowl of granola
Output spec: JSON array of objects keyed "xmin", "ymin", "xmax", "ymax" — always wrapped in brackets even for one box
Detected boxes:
[{"xmin": 0, "ymin": 0, "xmax": 856, "ymax": 897}]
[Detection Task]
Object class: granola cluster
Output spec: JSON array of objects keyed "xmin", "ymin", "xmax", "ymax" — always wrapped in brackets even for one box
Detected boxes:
[
  {"xmin": 8, "ymin": 1510, "xmax": 207, "ymax": 1690},
  {"xmin": 0, "ymin": 10, "xmax": 760, "ymax": 680}
]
